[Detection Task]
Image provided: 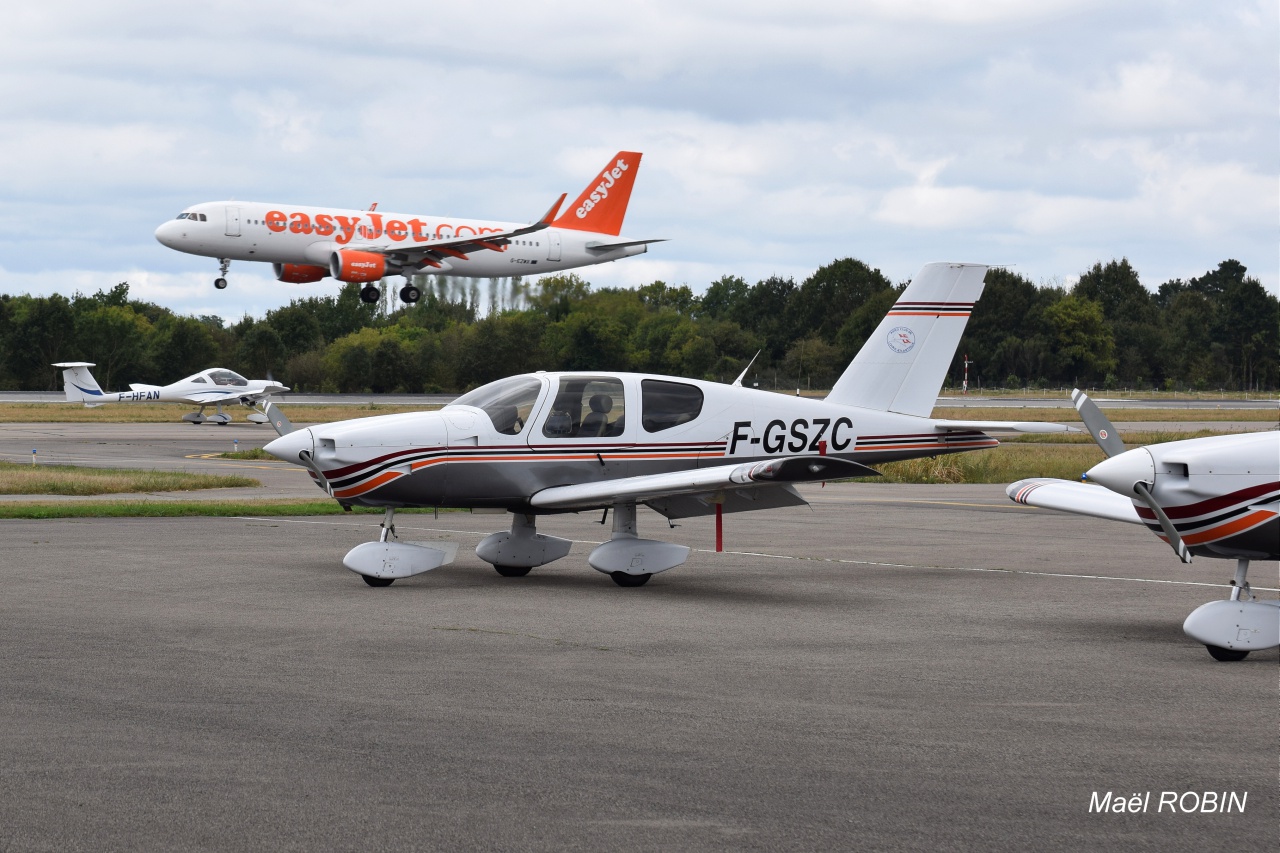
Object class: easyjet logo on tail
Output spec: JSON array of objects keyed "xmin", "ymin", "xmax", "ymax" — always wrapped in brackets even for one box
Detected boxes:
[{"xmin": 552, "ymin": 151, "xmax": 643, "ymax": 236}]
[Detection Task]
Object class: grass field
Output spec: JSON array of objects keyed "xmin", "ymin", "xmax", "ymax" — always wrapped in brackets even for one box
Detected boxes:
[
  {"xmin": 0, "ymin": 460, "xmax": 259, "ymax": 496},
  {"xmin": 0, "ymin": 500, "xmax": 449, "ymax": 520}
]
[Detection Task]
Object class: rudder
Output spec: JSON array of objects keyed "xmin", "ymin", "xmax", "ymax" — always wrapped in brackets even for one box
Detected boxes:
[{"xmin": 824, "ymin": 263, "xmax": 988, "ymax": 416}]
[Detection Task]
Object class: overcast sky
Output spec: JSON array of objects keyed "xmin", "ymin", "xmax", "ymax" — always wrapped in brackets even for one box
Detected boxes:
[{"xmin": 1, "ymin": 1, "xmax": 1275, "ymax": 322}]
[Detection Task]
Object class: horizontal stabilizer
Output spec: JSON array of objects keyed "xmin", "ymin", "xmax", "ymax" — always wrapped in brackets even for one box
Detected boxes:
[
  {"xmin": 1007, "ymin": 478, "xmax": 1143, "ymax": 525},
  {"xmin": 584, "ymin": 238, "xmax": 667, "ymax": 251},
  {"xmin": 934, "ymin": 419, "xmax": 1076, "ymax": 434},
  {"xmin": 53, "ymin": 361, "xmax": 105, "ymax": 405}
]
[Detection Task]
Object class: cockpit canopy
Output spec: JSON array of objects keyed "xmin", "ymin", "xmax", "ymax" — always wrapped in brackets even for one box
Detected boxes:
[
  {"xmin": 175, "ymin": 212, "xmax": 208, "ymax": 221},
  {"xmin": 186, "ymin": 369, "xmax": 249, "ymax": 386}
]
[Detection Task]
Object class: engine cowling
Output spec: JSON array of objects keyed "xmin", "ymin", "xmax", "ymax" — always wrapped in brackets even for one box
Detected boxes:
[
  {"xmin": 330, "ymin": 250, "xmax": 387, "ymax": 283},
  {"xmin": 273, "ymin": 263, "xmax": 329, "ymax": 283}
]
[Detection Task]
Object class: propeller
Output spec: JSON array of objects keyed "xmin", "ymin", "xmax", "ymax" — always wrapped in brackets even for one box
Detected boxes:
[{"xmin": 1073, "ymin": 389, "xmax": 1191, "ymax": 563}]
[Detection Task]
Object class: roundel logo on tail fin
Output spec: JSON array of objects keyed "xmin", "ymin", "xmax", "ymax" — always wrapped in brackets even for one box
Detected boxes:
[{"xmin": 887, "ymin": 326, "xmax": 916, "ymax": 353}]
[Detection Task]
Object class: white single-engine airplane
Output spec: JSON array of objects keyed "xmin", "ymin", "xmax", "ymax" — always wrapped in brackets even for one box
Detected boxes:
[
  {"xmin": 1008, "ymin": 391, "xmax": 1279, "ymax": 661},
  {"xmin": 154, "ymin": 151, "xmax": 661, "ymax": 305},
  {"xmin": 263, "ymin": 262, "xmax": 1071, "ymax": 588},
  {"xmin": 54, "ymin": 362, "xmax": 289, "ymax": 425}
]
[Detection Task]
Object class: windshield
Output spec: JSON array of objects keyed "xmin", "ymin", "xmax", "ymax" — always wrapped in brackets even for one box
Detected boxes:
[{"xmin": 450, "ymin": 376, "xmax": 543, "ymax": 435}]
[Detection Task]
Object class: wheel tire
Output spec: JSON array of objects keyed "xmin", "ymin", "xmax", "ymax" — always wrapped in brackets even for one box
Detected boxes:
[
  {"xmin": 1205, "ymin": 644, "xmax": 1249, "ymax": 661},
  {"xmin": 400, "ymin": 285, "xmax": 421, "ymax": 304},
  {"xmin": 494, "ymin": 564, "xmax": 532, "ymax": 577},
  {"xmin": 362, "ymin": 575, "xmax": 395, "ymax": 587},
  {"xmin": 214, "ymin": 277, "xmax": 228, "ymax": 290},
  {"xmin": 359, "ymin": 286, "xmax": 380, "ymax": 304},
  {"xmin": 610, "ymin": 571, "xmax": 652, "ymax": 587}
]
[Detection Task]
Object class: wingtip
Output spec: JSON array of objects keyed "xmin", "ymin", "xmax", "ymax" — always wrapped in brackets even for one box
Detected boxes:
[{"xmin": 540, "ymin": 192, "xmax": 568, "ymax": 225}]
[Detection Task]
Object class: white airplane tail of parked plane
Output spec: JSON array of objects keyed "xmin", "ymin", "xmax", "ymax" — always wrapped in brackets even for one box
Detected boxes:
[
  {"xmin": 54, "ymin": 362, "xmax": 289, "ymax": 425},
  {"xmin": 264, "ymin": 261, "xmax": 1072, "ymax": 589},
  {"xmin": 1008, "ymin": 390, "xmax": 1279, "ymax": 661},
  {"xmin": 154, "ymin": 151, "xmax": 663, "ymax": 305}
]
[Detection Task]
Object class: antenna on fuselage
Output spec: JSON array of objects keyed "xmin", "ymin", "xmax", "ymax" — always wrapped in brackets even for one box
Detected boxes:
[{"xmin": 731, "ymin": 351, "xmax": 761, "ymax": 387}]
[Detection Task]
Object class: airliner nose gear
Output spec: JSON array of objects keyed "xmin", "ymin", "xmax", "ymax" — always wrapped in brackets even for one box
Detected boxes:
[{"xmin": 214, "ymin": 258, "xmax": 230, "ymax": 290}]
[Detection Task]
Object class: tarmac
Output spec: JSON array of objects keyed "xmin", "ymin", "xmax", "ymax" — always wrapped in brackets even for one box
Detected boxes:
[{"xmin": 0, "ymin": 423, "xmax": 1276, "ymax": 851}]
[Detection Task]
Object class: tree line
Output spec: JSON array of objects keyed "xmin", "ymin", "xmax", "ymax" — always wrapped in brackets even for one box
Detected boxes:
[{"xmin": 0, "ymin": 257, "xmax": 1275, "ymax": 394}]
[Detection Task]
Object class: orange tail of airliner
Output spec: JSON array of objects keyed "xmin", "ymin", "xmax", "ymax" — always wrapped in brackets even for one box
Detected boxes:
[{"xmin": 552, "ymin": 151, "xmax": 642, "ymax": 236}]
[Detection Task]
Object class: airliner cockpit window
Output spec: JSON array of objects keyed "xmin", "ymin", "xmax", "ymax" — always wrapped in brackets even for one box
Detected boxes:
[
  {"xmin": 542, "ymin": 376, "xmax": 625, "ymax": 439},
  {"xmin": 208, "ymin": 370, "xmax": 249, "ymax": 387},
  {"xmin": 641, "ymin": 379, "xmax": 703, "ymax": 432},
  {"xmin": 177, "ymin": 213, "xmax": 190, "ymax": 219},
  {"xmin": 450, "ymin": 375, "xmax": 543, "ymax": 435}
]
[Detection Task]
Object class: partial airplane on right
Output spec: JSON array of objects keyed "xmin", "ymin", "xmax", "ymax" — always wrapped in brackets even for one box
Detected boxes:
[{"xmin": 1008, "ymin": 390, "xmax": 1279, "ymax": 661}]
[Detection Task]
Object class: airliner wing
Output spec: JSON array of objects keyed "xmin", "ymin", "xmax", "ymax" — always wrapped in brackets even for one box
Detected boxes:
[
  {"xmin": 1006, "ymin": 478, "xmax": 1144, "ymax": 525},
  {"xmin": 361, "ymin": 193, "xmax": 567, "ymax": 269},
  {"xmin": 530, "ymin": 455, "xmax": 877, "ymax": 511}
]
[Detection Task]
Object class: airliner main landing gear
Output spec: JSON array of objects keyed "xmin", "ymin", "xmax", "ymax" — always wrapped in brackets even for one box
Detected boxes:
[
  {"xmin": 359, "ymin": 285, "xmax": 381, "ymax": 304},
  {"xmin": 214, "ymin": 258, "xmax": 230, "ymax": 290},
  {"xmin": 399, "ymin": 283, "xmax": 422, "ymax": 304},
  {"xmin": 1183, "ymin": 558, "xmax": 1280, "ymax": 661}
]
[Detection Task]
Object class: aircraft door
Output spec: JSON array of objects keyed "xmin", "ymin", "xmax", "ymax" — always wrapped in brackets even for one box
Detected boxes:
[
  {"xmin": 530, "ymin": 376, "xmax": 631, "ymax": 480},
  {"xmin": 547, "ymin": 231, "xmax": 561, "ymax": 262},
  {"xmin": 225, "ymin": 206, "xmax": 241, "ymax": 237}
]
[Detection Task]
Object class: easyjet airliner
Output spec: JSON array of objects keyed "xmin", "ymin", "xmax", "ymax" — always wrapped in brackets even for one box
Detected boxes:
[{"xmin": 154, "ymin": 151, "xmax": 661, "ymax": 304}]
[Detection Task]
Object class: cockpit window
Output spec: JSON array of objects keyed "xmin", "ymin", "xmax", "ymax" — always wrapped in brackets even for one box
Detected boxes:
[
  {"xmin": 190, "ymin": 376, "xmax": 207, "ymax": 384},
  {"xmin": 208, "ymin": 370, "xmax": 249, "ymax": 386},
  {"xmin": 541, "ymin": 376, "xmax": 626, "ymax": 439},
  {"xmin": 641, "ymin": 379, "xmax": 703, "ymax": 432},
  {"xmin": 177, "ymin": 213, "xmax": 190, "ymax": 219},
  {"xmin": 450, "ymin": 376, "xmax": 543, "ymax": 435}
]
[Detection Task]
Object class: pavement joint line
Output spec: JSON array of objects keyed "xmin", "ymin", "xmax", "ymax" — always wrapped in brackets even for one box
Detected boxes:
[{"xmin": 231, "ymin": 516, "xmax": 1279, "ymax": 593}]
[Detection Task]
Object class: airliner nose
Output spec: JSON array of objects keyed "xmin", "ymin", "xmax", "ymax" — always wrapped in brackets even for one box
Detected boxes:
[
  {"xmin": 265, "ymin": 427, "xmax": 314, "ymax": 463},
  {"xmin": 154, "ymin": 220, "xmax": 182, "ymax": 248}
]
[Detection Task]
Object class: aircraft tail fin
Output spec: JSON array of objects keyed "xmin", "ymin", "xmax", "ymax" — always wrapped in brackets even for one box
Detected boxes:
[
  {"xmin": 551, "ymin": 151, "xmax": 642, "ymax": 236},
  {"xmin": 53, "ymin": 362, "xmax": 106, "ymax": 407},
  {"xmin": 824, "ymin": 263, "xmax": 989, "ymax": 417}
]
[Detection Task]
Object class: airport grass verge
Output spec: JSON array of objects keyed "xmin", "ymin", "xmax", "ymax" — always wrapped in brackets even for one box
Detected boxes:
[
  {"xmin": 0, "ymin": 460, "xmax": 259, "ymax": 496},
  {"xmin": 0, "ymin": 402, "xmax": 435, "ymax": 424},
  {"xmin": 857, "ymin": 444, "xmax": 1107, "ymax": 484},
  {"xmin": 0, "ymin": 500, "xmax": 449, "ymax": 520}
]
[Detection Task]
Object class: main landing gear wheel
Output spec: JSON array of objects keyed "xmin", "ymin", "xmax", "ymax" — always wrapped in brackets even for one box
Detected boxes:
[
  {"xmin": 610, "ymin": 572, "xmax": 652, "ymax": 587},
  {"xmin": 1205, "ymin": 645, "xmax": 1249, "ymax": 662},
  {"xmin": 493, "ymin": 565, "xmax": 532, "ymax": 577},
  {"xmin": 362, "ymin": 575, "xmax": 395, "ymax": 587},
  {"xmin": 399, "ymin": 285, "xmax": 421, "ymax": 304},
  {"xmin": 359, "ymin": 285, "xmax": 381, "ymax": 304},
  {"xmin": 214, "ymin": 277, "xmax": 228, "ymax": 290}
]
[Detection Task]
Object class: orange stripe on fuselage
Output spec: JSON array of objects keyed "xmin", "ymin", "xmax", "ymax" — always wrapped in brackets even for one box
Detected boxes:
[
  {"xmin": 1168, "ymin": 509, "xmax": 1276, "ymax": 546},
  {"xmin": 333, "ymin": 470, "xmax": 403, "ymax": 499}
]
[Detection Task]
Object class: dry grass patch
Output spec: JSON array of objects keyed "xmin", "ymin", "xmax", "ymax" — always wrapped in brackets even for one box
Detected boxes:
[
  {"xmin": 0, "ymin": 460, "xmax": 259, "ymax": 496},
  {"xmin": 932, "ymin": 406, "xmax": 1277, "ymax": 423},
  {"xmin": 857, "ymin": 444, "xmax": 1107, "ymax": 484}
]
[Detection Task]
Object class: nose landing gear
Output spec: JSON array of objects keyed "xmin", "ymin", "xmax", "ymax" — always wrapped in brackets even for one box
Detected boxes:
[{"xmin": 214, "ymin": 258, "xmax": 230, "ymax": 290}]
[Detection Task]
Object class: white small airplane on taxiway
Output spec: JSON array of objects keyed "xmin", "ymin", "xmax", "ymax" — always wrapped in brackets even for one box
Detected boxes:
[
  {"xmin": 54, "ymin": 362, "xmax": 289, "ymax": 425},
  {"xmin": 263, "ymin": 261, "xmax": 1073, "ymax": 588},
  {"xmin": 1008, "ymin": 391, "xmax": 1279, "ymax": 661},
  {"xmin": 154, "ymin": 150, "xmax": 661, "ymax": 305}
]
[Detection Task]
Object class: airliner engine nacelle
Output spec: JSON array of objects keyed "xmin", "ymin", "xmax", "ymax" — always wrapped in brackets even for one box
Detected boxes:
[
  {"xmin": 273, "ymin": 263, "xmax": 329, "ymax": 283},
  {"xmin": 330, "ymin": 250, "xmax": 388, "ymax": 283}
]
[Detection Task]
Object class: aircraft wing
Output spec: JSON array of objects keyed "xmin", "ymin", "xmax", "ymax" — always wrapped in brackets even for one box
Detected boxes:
[
  {"xmin": 1006, "ymin": 478, "xmax": 1144, "ymax": 525},
  {"xmin": 356, "ymin": 193, "xmax": 567, "ymax": 269},
  {"xmin": 530, "ymin": 455, "xmax": 877, "ymax": 511},
  {"xmin": 934, "ymin": 419, "xmax": 1075, "ymax": 434}
]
